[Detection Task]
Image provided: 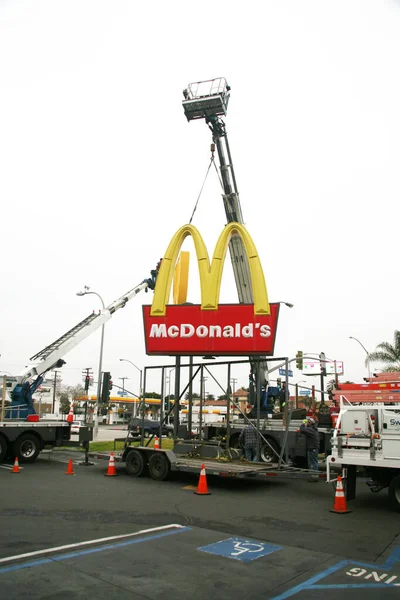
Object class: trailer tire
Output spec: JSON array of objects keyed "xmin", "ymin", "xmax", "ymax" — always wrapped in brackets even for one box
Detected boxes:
[
  {"xmin": 125, "ymin": 449, "xmax": 147, "ymax": 477},
  {"xmin": 13, "ymin": 433, "xmax": 41, "ymax": 463},
  {"xmin": 167, "ymin": 431, "xmax": 174, "ymax": 439},
  {"xmin": 148, "ymin": 452, "xmax": 170, "ymax": 481},
  {"xmin": 388, "ymin": 473, "xmax": 400, "ymax": 512},
  {"xmin": 260, "ymin": 438, "xmax": 280, "ymax": 463},
  {"xmin": 0, "ymin": 435, "xmax": 8, "ymax": 462},
  {"xmin": 143, "ymin": 430, "xmax": 150, "ymax": 439}
]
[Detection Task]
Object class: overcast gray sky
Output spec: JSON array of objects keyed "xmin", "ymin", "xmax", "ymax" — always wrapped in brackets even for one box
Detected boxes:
[{"xmin": 1, "ymin": 1, "xmax": 399, "ymax": 397}]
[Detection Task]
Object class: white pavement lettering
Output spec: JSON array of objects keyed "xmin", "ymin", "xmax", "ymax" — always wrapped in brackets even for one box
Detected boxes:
[{"xmin": 347, "ymin": 567, "xmax": 400, "ymax": 585}]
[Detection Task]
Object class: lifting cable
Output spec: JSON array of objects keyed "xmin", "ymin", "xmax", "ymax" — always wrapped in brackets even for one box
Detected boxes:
[{"xmin": 188, "ymin": 144, "xmax": 222, "ymax": 224}]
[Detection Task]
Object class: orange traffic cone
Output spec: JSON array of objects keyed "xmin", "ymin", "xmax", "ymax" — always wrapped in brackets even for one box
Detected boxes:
[
  {"xmin": 65, "ymin": 458, "xmax": 75, "ymax": 475},
  {"xmin": 330, "ymin": 475, "xmax": 351, "ymax": 514},
  {"xmin": 105, "ymin": 452, "xmax": 117, "ymax": 477},
  {"xmin": 194, "ymin": 464, "xmax": 211, "ymax": 495},
  {"xmin": 154, "ymin": 436, "xmax": 160, "ymax": 450},
  {"xmin": 11, "ymin": 457, "xmax": 20, "ymax": 474},
  {"xmin": 66, "ymin": 403, "xmax": 74, "ymax": 424}
]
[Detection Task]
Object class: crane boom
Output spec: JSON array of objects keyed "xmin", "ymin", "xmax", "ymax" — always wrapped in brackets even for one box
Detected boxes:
[
  {"xmin": 182, "ymin": 78, "xmax": 268, "ymax": 388},
  {"xmin": 20, "ymin": 270, "xmax": 159, "ymax": 385}
]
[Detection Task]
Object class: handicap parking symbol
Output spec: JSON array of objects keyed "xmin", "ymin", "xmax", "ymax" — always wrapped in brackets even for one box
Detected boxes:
[{"xmin": 198, "ymin": 536, "xmax": 282, "ymax": 562}]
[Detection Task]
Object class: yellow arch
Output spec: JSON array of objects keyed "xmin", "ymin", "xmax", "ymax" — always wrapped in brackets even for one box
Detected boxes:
[
  {"xmin": 151, "ymin": 222, "xmax": 270, "ymax": 316},
  {"xmin": 173, "ymin": 251, "xmax": 190, "ymax": 305}
]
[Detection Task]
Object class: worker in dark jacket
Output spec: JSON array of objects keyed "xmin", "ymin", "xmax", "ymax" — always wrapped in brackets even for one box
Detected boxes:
[
  {"xmin": 239, "ymin": 424, "xmax": 259, "ymax": 462},
  {"xmin": 300, "ymin": 416, "xmax": 319, "ymax": 481}
]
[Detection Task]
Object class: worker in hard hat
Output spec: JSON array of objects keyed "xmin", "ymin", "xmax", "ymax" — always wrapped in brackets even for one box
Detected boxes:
[{"xmin": 300, "ymin": 416, "xmax": 319, "ymax": 482}]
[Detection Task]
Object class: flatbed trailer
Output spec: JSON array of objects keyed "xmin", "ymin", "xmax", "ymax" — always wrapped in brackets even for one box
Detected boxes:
[{"xmin": 89, "ymin": 445, "xmax": 326, "ymax": 482}]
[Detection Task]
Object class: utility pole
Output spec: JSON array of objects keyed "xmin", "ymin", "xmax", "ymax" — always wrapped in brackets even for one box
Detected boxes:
[
  {"xmin": 201, "ymin": 376, "xmax": 208, "ymax": 402},
  {"xmin": 319, "ymin": 352, "xmax": 326, "ymax": 403},
  {"xmin": 52, "ymin": 371, "xmax": 61, "ymax": 414},
  {"xmin": 82, "ymin": 367, "xmax": 93, "ymax": 422},
  {"xmin": 230, "ymin": 378, "xmax": 237, "ymax": 414}
]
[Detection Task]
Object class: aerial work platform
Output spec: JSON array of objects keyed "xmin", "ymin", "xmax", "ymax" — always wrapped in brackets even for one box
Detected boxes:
[{"xmin": 182, "ymin": 77, "xmax": 230, "ymax": 121}]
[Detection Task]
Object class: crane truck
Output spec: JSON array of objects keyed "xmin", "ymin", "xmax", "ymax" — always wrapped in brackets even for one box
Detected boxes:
[
  {"xmin": 182, "ymin": 78, "xmax": 273, "ymax": 411},
  {"xmin": 0, "ymin": 268, "xmax": 159, "ymax": 463}
]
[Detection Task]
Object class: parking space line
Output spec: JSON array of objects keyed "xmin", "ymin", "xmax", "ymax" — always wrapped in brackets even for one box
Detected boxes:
[
  {"xmin": 0, "ymin": 524, "xmax": 188, "ymax": 567},
  {"xmin": 0, "ymin": 465, "xmax": 23, "ymax": 471}
]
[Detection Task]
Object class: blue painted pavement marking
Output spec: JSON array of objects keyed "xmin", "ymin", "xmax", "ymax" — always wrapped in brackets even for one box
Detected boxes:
[
  {"xmin": 271, "ymin": 544, "xmax": 400, "ymax": 599},
  {"xmin": 198, "ymin": 536, "xmax": 282, "ymax": 562},
  {"xmin": 0, "ymin": 526, "xmax": 191, "ymax": 575}
]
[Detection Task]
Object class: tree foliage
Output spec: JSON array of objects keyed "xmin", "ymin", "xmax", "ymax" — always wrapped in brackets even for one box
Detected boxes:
[
  {"xmin": 184, "ymin": 392, "xmax": 200, "ymax": 400},
  {"xmin": 367, "ymin": 330, "xmax": 400, "ymax": 372},
  {"xmin": 59, "ymin": 391, "xmax": 70, "ymax": 414},
  {"xmin": 58, "ymin": 384, "xmax": 85, "ymax": 413}
]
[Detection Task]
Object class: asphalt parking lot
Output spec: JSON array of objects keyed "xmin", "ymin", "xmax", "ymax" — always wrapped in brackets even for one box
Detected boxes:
[{"xmin": 0, "ymin": 451, "xmax": 399, "ymax": 599}]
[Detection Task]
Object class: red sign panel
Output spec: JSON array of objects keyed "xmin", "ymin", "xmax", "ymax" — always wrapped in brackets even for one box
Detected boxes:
[{"xmin": 143, "ymin": 303, "xmax": 280, "ymax": 356}]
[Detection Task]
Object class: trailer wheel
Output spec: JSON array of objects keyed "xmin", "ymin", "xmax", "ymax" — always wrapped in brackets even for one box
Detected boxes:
[
  {"xmin": 388, "ymin": 473, "xmax": 400, "ymax": 512},
  {"xmin": 13, "ymin": 433, "xmax": 41, "ymax": 463},
  {"xmin": 260, "ymin": 438, "xmax": 280, "ymax": 463},
  {"xmin": 125, "ymin": 449, "xmax": 147, "ymax": 477},
  {"xmin": 143, "ymin": 430, "xmax": 150, "ymax": 439},
  {"xmin": 148, "ymin": 452, "xmax": 170, "ymax": 481},
  {"xmin": 0, "ymin": 436, "xmax": 8, "ymax": 462},
  {"xmin": 167, "ymin": 431, "xmax": 174, "ymax": 439}
]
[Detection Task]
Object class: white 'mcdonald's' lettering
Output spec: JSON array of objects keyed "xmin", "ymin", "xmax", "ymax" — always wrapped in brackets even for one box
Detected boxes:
[{"xmin": 149, "ymin": 323, "xmax": 271, "ymax": 339}]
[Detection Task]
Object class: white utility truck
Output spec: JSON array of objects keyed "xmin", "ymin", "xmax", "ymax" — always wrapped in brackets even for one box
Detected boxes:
[{"xmin": 327, "ymin": 398, "xmax": 400, "ymax": 511}]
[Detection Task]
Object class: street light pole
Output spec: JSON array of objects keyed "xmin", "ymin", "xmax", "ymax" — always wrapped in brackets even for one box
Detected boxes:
[
  {"xmin": 77, "ymin": 286, "xmax": 105, "ymax": 440},
  {"xmin": 349, "ymin": 336, "xmax": 371, "ymax": 379},
  {"xmin": 119, "ymin": 359, "xmax": 143, "ymax": 418}
]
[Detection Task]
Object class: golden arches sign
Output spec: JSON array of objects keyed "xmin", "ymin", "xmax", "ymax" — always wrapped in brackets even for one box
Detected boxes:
[{"xmin": 151, "ymin": 222, "xmax": 270, "ymax": 317}]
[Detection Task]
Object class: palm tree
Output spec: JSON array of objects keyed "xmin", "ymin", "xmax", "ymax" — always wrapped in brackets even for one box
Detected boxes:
[{"xmin": 366, "ymin": 330, "xmax": 400, "ymax": 371}]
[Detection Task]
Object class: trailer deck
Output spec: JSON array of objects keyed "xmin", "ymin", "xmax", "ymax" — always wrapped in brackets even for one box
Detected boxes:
[{"xmin": 88, "ymin": 447, "xmax": 326, "ymax": 480}]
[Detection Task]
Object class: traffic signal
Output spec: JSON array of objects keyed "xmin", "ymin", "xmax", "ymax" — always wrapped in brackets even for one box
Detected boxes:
[
  {"xmin": 101, "ymin": 372, "xmax": 111, "ymax": 404},
  {"xmin": 277, "ymin": 377, "xmax": 282, "ymax": 388},
  {"xmin": 84, "ymin": 375, "xmax": 90, "ymax": 392},
  {"xmin": 109, "ymin": 374, "xmax": 113, "ymax": 392},
  {"xmin": 296, "ymin": 351, "xmax": 303, "ymax": 370}
]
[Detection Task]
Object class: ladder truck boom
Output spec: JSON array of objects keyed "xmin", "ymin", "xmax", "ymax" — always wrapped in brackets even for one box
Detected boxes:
[
  {"xmin": 17, "ymin": 267, "xmax": 160, "ymax": 387},
  {"xmin": 182, "ymin": 78, "xmax": 268, "ymax": 387}
]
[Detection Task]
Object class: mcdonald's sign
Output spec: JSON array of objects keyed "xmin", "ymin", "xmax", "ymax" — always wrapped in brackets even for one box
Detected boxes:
[{"xmin": 143, "ymin": 223, "xmax": 280, "ymax": 356}]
